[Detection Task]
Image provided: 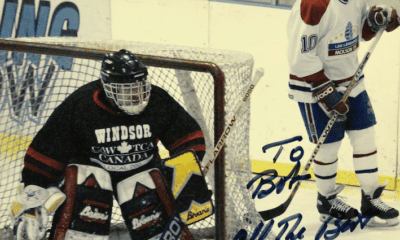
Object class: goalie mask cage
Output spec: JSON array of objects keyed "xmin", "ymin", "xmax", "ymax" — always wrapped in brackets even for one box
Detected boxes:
[{"xmin": 0, "ymin": 38, "xmax": 262, "ymax": 240}]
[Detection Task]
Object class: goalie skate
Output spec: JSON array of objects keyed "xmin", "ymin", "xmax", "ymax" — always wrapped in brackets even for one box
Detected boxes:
[{"xmin": 361, "ymin": 182, "xmax": 399, "ymax": 227}]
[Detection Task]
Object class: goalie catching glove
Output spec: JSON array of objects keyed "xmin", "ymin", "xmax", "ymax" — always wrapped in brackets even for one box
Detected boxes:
[
  {"xmin": 312, "ymin": 79, "xmax": 349, "ymax": 121},
  {"xmin": 10, "ymin": 184, "xmax": 66, "ymax": 240}
]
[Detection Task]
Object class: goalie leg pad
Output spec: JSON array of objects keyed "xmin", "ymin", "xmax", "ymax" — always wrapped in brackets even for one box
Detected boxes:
[
  {"xmin": 116, "ymin": 168, "xmax": 193, "ymax": 240},
  {"xmin": 50, "ymin": 164, "xmax": 114, "ymax": 240},
  {"xmin": 161, "ymin": 150, "xmax": 213, "ymax": 225}
]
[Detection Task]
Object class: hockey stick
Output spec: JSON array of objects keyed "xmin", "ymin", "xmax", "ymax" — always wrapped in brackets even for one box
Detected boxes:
[
  {"xmin": 203, "ymin": 68, "xmax": 265, "ymax": 176},
  {"xmin": 259, "ymin": 28, "xmax": 385, "ymax": 221}
]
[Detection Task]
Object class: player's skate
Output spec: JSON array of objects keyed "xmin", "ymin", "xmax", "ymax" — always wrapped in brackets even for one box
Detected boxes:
[
  {"xmin": 361, "ymin": 181, "xmax": 399, "ymax": 227},
  {"xmin": 317, "ymin": 185, "xmax": 358, "ymax": 223}
]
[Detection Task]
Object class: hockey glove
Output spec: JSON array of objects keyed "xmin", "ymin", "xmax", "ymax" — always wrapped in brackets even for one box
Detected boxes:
[
  {"xmin": 10, "ymin": 184, "xmax": 66, "ymax": 240},
  {"xmin": 368, "ymin": 5, "xmax": 400, "ymax": 32},
  {"xmin": 312, "ymin": 80, "xmax": 348, "ymax": 121}
]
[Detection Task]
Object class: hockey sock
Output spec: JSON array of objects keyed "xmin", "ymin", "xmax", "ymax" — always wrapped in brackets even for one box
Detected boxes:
[
  {"xmin": 312, "ymin": 141, "xmax": 341, "ymax": 196},
  {"xmin": 313, "ymin": 159, "xmax": 339, "ymax": 196},
  {"xmin": 348, "ymin": 127, "xmax": 379, "ymax": 196},
  {"xmin": 353, "ymin": 153, "xmax": 379, "ymax": 196}
]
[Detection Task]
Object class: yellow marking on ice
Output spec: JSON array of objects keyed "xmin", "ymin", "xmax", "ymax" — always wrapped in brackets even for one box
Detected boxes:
[
  {"xmin": 252, "ymin": 160, "xmax": 400, "ymax": 201},
  {"xmin": 0, "ymin": 133, "xmax": 33, "ymax": 160}
]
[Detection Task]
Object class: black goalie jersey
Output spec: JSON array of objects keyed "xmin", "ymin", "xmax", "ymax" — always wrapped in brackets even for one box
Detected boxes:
[{"xmin": 22, "ymin": 80, "xmax": 206, "ymax": 188}]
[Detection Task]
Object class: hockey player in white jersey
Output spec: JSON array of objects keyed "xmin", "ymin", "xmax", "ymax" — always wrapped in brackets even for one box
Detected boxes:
[{"xmin": 287, "ymin": 0, "xmax": 400, "ymax": 227}]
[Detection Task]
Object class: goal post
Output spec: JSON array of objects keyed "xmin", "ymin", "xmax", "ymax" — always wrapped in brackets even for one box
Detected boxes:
[{"xmin": 0, "ymin": 37, "xmax": 262, "ymax": 240}]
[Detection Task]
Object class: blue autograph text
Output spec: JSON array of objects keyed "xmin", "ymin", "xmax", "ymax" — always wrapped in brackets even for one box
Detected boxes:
[
  {"xmin": 233, "ymin": 136, "xmax": 373, "ymax": 240},
  {"xmin": 233, "ymin": 213, "xmax": 306, "ymax": 240},
  {"xmin": 315, "ymin": 214, "xmax": 372, "ymax": 240},
  {"xmin": 247, "ymin": 136, "xmax": 311, "ymax": 199}
]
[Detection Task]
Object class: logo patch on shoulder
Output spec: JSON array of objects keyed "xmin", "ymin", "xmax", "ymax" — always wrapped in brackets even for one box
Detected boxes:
[{"xmin": 327, "ymin": 22, "xmax": 359, "ymax": 57}]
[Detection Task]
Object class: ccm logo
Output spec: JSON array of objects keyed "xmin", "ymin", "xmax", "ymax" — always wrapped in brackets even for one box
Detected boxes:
[{"xmin": 314, "ymin": 86, "xmax": 334, "ymax": 101}]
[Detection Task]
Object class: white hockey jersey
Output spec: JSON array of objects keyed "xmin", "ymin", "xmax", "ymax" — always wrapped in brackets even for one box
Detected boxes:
[{"xmin": 287, "ymin": 0, "xmax": 375, "ymax": 103}]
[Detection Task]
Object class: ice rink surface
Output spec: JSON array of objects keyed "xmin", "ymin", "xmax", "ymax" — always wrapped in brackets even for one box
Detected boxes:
[{"xmin": 253, "ymin": 180, "xmax": 400, "ymax": 240}]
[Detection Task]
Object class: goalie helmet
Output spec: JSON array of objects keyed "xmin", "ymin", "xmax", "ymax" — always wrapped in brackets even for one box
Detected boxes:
[{"xmin": 100, "ymin": 49, "xmax": 151, "ymax": 115}]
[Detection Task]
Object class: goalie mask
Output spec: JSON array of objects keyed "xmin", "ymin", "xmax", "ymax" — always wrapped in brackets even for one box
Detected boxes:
[{"xmin": 101, "ymin": 49, "xmax": 151, "ymax": 115}]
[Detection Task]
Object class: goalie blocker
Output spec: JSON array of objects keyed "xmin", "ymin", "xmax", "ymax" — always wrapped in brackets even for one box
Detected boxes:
[{"xmin": 47, "ymin": 150, "xmax": 212, "ymax": 240}]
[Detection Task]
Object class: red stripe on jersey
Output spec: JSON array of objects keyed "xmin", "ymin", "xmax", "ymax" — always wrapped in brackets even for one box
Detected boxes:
[
  {"xmin": 24, "ymin": 161, "xmax": 58, "ymax": 181},
  {"xmin": 333, "ymin": 76, "xmax": 353, "ymax": 85},
  {"xmin": 93, "ymin": 88, "xmax": 117, "ymax": 115},
  {"xmin": 301, "ymin": 0, "xmax": 330, "ymax": 26},
  {"xmin": 27, "ymin": 147, "xmax": 64, "ymax": 171},
  {"xmin": 182, "ymin": 145, "xmax": 206, "ymax": 153},
  {"xmin": 167, "ymin": 130, "xmax": 204, "ymax": 152},
  {"xmin": 290, "ymin": 69, "xmax": 329, "ymax": 85},
  {"xmin": 290, "ymin": 73, "xmax": 353, "ymax": 86},
  {"xmin": 354, "ymin": 150, "xmax": 377, "ymax": 158}
]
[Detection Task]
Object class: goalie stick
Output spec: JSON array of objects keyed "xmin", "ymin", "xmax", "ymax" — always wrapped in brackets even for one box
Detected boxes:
[
  {"xmin": 258, "ymin": 28, "xmax": 385, "ymax": 221},
  {"xmin": 203, "ymin": 68, "xmax": 265, "ymax": 175}
]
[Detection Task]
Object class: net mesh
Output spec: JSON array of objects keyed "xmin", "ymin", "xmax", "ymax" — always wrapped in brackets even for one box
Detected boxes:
[{"xmin": 0, "ymin": 38, "xmax": 266, "ymax": 240}]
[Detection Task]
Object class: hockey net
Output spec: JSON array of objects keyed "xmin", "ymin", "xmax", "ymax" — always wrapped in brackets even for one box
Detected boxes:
[{"xmin": 0, "ymin": 38, "xmax": 263, "ymax": 240}]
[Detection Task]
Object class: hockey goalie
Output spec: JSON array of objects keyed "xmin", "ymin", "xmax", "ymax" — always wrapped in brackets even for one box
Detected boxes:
[{"xmin": 10, "ymin": 50, "xmax": 213, "ymax": 240}]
